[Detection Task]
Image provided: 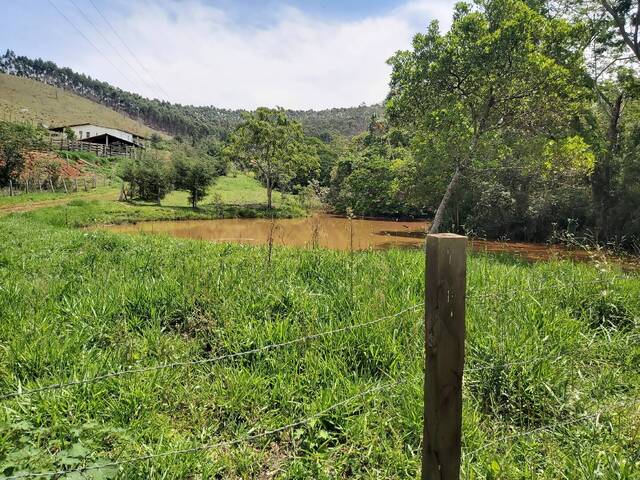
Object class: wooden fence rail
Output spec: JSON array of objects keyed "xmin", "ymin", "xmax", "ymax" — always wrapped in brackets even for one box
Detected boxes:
[{"xmin": 49, "ymin": 137, "xmax": 134, "ymax": 158}]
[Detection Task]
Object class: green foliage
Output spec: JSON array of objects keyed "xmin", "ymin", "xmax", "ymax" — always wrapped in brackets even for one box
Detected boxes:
[
  {"xmin": 172, "ymin": 146, "xmax": 220, "ymax": 208},
  {"xmin": 0, "ymin": 121, "xmax": 47, "ymax": 186},
  {"xmin": 228, "ymin": 108, "xmax": 320, "ymax": 208},
  {"xmin": 386, "ymin": 0, "xmax": 589, "ymax": 231},
  {"xmin": 120, "ymin": 150, "xmax": 174, "ymax": 202}
]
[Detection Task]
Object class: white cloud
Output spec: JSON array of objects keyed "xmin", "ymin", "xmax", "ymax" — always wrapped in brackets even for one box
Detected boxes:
[{"xmin": 76, "ymin": 0, "xmax": 456, "ymax": 109}]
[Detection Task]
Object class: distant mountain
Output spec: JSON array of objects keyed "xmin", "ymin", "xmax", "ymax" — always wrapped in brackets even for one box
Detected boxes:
[{"xmin": 0, "ymin": 50, "xmax": 382, "ymax": 139}]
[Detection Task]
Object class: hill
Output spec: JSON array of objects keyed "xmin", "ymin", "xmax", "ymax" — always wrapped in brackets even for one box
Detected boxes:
[
  {"xmin": 0, "ymin": 72, "xmax": 159, "ymax": 138},
  {"xmin": 0, "ymin": 50, "xmax": 382, "ymax": 139}
]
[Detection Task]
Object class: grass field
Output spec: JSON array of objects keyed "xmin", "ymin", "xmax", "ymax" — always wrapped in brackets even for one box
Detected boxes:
[
  {"xmin": 0, "ymin": 73, "xmax": 159, "ymax": 138},
  {"xmin": 1, "ymin": 174, "xmax": 308, "ymax": 227},
  {"xmin": 0, "ymin": 203, "xmax": 638, "ymax": 478}
]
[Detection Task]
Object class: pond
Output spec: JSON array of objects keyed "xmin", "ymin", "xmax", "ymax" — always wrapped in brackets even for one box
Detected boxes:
[{"xmin": 99, "ymin": 215, "xmax": 637, "ymax": 267}]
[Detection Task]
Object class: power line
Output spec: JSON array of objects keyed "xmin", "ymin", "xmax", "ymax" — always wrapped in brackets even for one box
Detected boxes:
[
  {"xmin": 86, "ymin": 0, "xmax": 173, "ymax": 100},
  {"xmin": 46, "ymin": 0, "xmax": 138, "ymax": 92},
  {"xmin": 65, "ymin": 0, "xmax": 158, "ymax": 98},
  {"xmin": 3, "ymin": 379, "xmax": 404, "ymax": 479},
  {"xmin": 0, "ymin": 305, "xmax": 421, "ymax": 400}
]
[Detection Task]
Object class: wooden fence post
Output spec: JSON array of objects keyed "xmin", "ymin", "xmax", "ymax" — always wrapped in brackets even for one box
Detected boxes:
[
  {"xmin": 62, "ymin": 178, "xmax": 68, "ymax": 194},
  {"xmin": 423, "ymin": 233, "xmax": 467, "ymax": 480},
  {"xmin": 25, "ymin": 178, "xmax": 29, "ymax": 194},
  {"xmin": 48, "ymin": 177, "xmax": 55, "ymax": 192},
  {"xmin": 83, "ymin": 178, "xmax": 88, "ymax": 192},
  {"xmin": 9, "ymin": 180, "xmax": 13, "ymax": 197}
]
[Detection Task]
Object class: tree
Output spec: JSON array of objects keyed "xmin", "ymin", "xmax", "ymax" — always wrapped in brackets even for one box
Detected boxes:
[
  {"xmin": 386, "ymin": 0, "xmax": 587, "ymax": 233},
  {"xmin": 599, "ymin": 0, "xmax": 640, "ymax": 62},
  {"xmin": 559, "ymin": 0, "xmax": 640, "ymax": 239},
  {"xmin": 172, "ymin": 148, "xmax": 219, "ymax": 208},
  {"xmin": 0, "ymin": 121, "xmax": 46, "ymax": 186},
  {"xmin": 228, "ymin": 107, "xmax": 318, "ymax": 209},
  {"xmin": 120, "ymin": 150, "xmax": 173, "ymax": 203}
]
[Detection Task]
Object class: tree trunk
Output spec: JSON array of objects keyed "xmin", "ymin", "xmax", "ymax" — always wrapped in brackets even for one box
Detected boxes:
[
  {"xmin": 267, "ymin": 177, "xmax": 273, "ymax": 210},
  {"xmin": 429, "ymin": 168, "xmax": 462, "ymax": 234},
  {"xmin": 592, "ymin": 92, "xmax": 623, "ymax": 239}
]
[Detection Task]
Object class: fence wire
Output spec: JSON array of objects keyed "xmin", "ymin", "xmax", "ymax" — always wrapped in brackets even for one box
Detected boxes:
[
  {"xmin": 0, "ymin": 305, "xmax": 421, "ymax": 401},
  {"xmin": 463, "ymin": 397, "xmax": 640, "ymax": 460},
  {"xmin": 3, "ymin": 378, "xmax": 405, "ymax": 479}
]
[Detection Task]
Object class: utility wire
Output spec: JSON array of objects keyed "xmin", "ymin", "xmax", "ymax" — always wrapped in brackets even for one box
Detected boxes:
[
  {"xmin": 46, "ymin": 0, "xmax": 137, "ymax": 92},
  {"xmin": 3, "ymin": 379, "xmax": 404, "ymax": 479},
  {"xmin": 86, "ymin": 0, "xmax": 173, "ymax": 100},
  {"xmin": 0, "ymin": 305, "xmax": 421, "ymax": 400},
  {"xmin": 66, "ymin": 0, "xmax": 158, "ymax": 98}
]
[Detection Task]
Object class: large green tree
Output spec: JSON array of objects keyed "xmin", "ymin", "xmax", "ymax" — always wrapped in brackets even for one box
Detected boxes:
[
  {"xmin": 387, "ymin": 0, "xmax": 587, "ymax": 233},
  {"xmin": 228, "ymin": 108, "xmax": 318, "ymax": 209}
]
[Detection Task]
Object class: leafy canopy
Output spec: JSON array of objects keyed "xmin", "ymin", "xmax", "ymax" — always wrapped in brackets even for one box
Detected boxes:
[{"xmin": 228, "ymin": 107, "xmax": 319, "ymax": 208}]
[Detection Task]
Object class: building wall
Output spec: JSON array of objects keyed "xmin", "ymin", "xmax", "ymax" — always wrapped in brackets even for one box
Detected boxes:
[{"xmin": 70, "ymin": 124, "xmax": 133, "ymax": 143}]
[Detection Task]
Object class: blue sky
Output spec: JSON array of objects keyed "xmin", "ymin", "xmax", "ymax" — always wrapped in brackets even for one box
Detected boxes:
[{"xmin": 1, "ymin": 0, "xmax": 457, "ymax": 109}]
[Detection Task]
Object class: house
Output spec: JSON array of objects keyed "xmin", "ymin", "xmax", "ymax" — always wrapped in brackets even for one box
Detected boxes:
[
  {"xmin": 49, "ymin": 123, "xmax": 147, "ymax": 148},
  {"xmin": 48, "ymin": 123, "xmax": 147, "ymax": 158}
]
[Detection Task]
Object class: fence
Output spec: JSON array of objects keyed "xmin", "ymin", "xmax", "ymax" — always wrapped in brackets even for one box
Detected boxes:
[
  {"xmin": 0, "ymin": 176, "xmax": 110, "ymax": 197},
  {"xmin": 48, "ymin": 137, "xmax": 135, "ymax": 158},
  {"xmin": 0, "ymin": 234, "xmax": 636, "ymax": 479}
]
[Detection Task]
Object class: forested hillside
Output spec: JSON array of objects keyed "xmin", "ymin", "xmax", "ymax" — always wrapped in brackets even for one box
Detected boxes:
[
  {"xmin": 0, "ymin": 73, "xmax": 158, "ymax": 138},
  {"xmin": 0, "ymin": 50, "xmax": 381, "ymax": 139}
]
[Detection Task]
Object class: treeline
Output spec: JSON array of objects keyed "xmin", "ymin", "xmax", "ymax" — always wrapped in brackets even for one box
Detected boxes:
[{"xmin": 0, "ymin": 50, "xmax": 381, "ymax": 139}]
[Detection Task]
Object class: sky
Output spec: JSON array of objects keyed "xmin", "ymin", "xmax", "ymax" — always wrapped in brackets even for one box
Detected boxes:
[{"xmin": 1, "ymin": 0, "xmax": 458, "ymax": 110}]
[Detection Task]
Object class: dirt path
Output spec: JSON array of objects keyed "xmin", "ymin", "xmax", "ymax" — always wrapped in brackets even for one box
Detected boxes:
[{"xmin": 0, "ymin": 190, "xmax": 117, "ymax": 214}]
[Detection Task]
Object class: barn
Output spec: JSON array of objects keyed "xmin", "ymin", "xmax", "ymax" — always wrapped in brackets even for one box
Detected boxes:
[{"xmin": 49, "ymin": 123, "xmax": 147, "ymax": 148}]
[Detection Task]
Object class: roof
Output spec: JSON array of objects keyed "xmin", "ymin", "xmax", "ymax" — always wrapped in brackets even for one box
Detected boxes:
[
  {"xmin": 80, "ymin": 133, "xmax": 139, "ymax": 147},
  {"xmin": 49, "ymin": 123, "xmax": 148, "ymax": 139}
]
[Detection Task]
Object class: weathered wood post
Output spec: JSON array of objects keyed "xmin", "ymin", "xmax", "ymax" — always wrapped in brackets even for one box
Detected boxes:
[
  {"xmin": 62, "ymin": 178, "xmax": 68, "ymax": 194},
  {"xmin": 423, "ymin": 233, "xmax": 467, "ymax": 480},
  {"xmin": 73, "ymin": 178, "xmax": 78, "ymax": 192},
  {"xmin": 83, "ymin": 178, "xmax": 88, "ymax": 192},
  {"xmin": 48, "ymin": 177, "xmax": 55, "ymax": 192},
  {"xmin": 25, "ymin": 178, "xmax": 29, "ymax": 194},
  {"xmin": 9, "ymin": 179, "xmax": 13, "ymax": 197}
]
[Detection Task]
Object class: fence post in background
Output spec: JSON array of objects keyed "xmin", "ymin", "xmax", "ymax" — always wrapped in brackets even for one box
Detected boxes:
[
  {"xmin": 62, "ymin": 178, "xmax": 68, "ymax": 194},
  {"xmin": 73, "ymin": 179, "xmax": 78, "ymax": 193},
  {"xmin": 9, "ymin": 180, "xmax": 13, "ymax": 197},
  {"xmin": 25, "ymin": 178, "xmax": 29, "ymax": 194},
  {"xmin": 83, "ymin": 178, "xmax": 88, "ymax": 192},
  {"xmin": 423, "ymin": 233, "xmax": 467, "ymax": 480},
  {"xmin": 48, "ymin": 177, "xmax": 55, "ymax": 192}
]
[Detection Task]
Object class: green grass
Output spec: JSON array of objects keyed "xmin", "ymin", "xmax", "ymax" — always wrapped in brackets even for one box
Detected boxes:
[
  {"xmin": 0, "ymin": 213, "xmax": 638, "ymax": 479},
  {"xmin": 2, "ymin": 175, "xmax": 309, "ymax": 225},
  {"xmin": 0, "ymin": 186, "xmax": 118, "ymax": 208}
]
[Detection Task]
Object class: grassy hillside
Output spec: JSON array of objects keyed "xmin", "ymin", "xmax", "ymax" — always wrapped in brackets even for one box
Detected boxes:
[
  {"xmin": 0, "ymin": 73, "xmax": 159, "ymax": 137},
  {"xmin": 0, "ymin": 213, "xmax": 637, "ymax": 478}
]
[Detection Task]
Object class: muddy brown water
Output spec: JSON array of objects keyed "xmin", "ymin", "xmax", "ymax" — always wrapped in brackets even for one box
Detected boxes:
[{"xmin": 99, "ymin": 215, "xmax": 639, "ymax": 268}]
